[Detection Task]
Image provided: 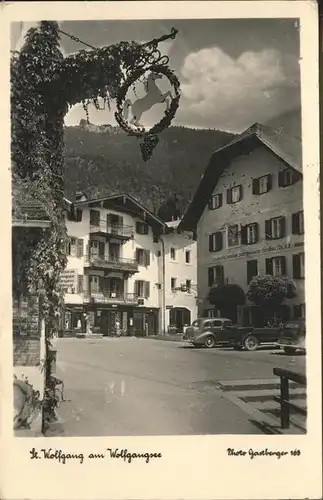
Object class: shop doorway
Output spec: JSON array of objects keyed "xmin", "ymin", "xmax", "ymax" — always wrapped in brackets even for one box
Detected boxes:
[{"xmin": 169, "ymin": 307, "xmax": 191, "ymax": 333}]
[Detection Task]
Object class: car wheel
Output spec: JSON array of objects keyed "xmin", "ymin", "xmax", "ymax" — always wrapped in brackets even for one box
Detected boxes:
[
  {"xmin": 243, "ymin": 335, "xmax": 259, "ymax": 351},
  {"xmin": 205, "ymin": 335, "xmax": 216, "ymax": 348},
  {"xmin": 283, "ymin": 346, "xmax": 296, "ymax": 355}
]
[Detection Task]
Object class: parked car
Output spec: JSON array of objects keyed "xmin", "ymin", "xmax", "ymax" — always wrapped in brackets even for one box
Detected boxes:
[
  {"xmin": 276, "ymin": 318, "xmax": 306, "ymax": 354},
  {"xmin": 182, "ymin": 317, "xmax": 253, "ymax": 349},
  {"xmin": 232, "ymin": 326, "xmax": 282, "ymax": 351}
]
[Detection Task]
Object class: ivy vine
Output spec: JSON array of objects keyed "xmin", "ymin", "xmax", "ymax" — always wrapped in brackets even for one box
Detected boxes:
[{"xmin": 11, "ymin": 21, "xmax": 180, "ymax": 428}]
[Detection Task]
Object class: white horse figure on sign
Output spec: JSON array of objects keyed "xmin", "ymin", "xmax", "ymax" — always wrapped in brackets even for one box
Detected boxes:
[{"xmin": 123, "ymin": 72, "xmax": 173, "ymax": 128}]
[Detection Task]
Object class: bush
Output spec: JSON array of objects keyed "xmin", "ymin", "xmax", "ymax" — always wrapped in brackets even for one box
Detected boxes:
[{"xmin": 247, "ymin": 275, "xmax": 297, "ymax": 307}]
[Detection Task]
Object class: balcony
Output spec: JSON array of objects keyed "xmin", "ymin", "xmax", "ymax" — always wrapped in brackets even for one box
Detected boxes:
[
  {"xmin": 84, "ymin": 292, "xmax": 138, "ymax": 305},
  {"xmin": 85, "ymin": 255, "xmax": 139, "ymax": 273},
  {"xmin": 89, "ymin": 223, "xmax": 134, "ymax": 240}
]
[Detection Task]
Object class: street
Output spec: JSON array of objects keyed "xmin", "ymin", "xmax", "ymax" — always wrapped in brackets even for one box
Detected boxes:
[{"xmin": 51, "ymin": 337, "xmax": 306, "ymax": 436}]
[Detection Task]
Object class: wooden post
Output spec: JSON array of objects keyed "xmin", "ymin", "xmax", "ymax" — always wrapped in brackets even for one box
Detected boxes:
[{"xmin": 280, "ymin": 375, "xmax": 290, "ymax": 429}]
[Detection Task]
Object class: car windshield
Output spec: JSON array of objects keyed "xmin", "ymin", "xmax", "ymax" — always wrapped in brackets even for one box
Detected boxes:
[{"xmin": 223, "ymin": 320, "xmax": 234, "ymax": 327}]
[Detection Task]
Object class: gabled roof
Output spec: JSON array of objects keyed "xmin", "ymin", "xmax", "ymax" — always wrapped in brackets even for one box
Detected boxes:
[
  {"xmin": 12, "ymin": 182, "xmax": 51, "ymax": 227},
  {"xmin": 178, "ymin": 123, "xmax": 302, "ymax": 231},
  {"xmin": 75, "ymin": 192, "xmax": 167, "ymax": 230}
]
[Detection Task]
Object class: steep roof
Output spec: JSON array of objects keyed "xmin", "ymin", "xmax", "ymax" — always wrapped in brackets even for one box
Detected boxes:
[
  {"xmin": 75, "ymin": 192, "xmax": 167, "ymax": 230},
  {"xmin": 179, "ymin": 123, "xmax": 302, "ymax": 231}
]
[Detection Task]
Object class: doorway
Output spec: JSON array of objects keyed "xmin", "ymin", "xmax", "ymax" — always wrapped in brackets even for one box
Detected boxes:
[{"xmin": 169, "ymin": 307, "xmax": 191, "ymax": 333}]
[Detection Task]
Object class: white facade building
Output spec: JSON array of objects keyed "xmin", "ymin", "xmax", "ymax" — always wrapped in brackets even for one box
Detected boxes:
[
  {"xmin": 179, "ymin": 123, "xmax": 304, "ymax": 326},
  {"xmin": 62, "ymin": 193, "xmax": 197, "ymax": 336}
]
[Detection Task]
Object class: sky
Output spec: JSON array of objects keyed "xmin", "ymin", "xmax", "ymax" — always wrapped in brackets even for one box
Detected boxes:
[{"xmin": 11, "ymin": 19, "xmax": 301, "ymax": 133}]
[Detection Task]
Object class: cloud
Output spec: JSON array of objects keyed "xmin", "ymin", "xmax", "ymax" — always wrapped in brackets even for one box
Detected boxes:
[{"xmin": 177, "ymin": 46, "xmax": 300, "ymax": 132}]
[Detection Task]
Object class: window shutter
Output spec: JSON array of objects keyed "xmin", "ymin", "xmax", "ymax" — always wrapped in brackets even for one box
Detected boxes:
[
  {"xmin": 278, "ymin": 171, "xmax": 285, "ymax": 187},
  {"xmin": 136, "ymin": 221, "xmax": 141, "ymax": 233},
  {"xmin": 267, "ymin": 174, "xmax": 273, "ymax": 192},
  {"xmin": 281, "ymin": 256, "xmax": 287, "ymax": 275},
  {"xmin": 99, "ymin": 277, "xmax": 104, "ymax": 292},
  {"xmin": 252, "ymin": 178, "xmax": 259, "ymax": 195},
  {"xmin": 209, "ymin": 234, "xmax": 214, "ymax": 252},
  {"xmin": 99, "ymin": 241, "xmax": 105, "ymax": 258},
  {"xmin": 208, "ymin": 267, "xmax": 214, "ymax": 286},
  {"xmin": 145, "ymin": 281, "xmax": 150, "ymax": 298},
  {"xmin": 238, "ymin": 185, "xmax": 243, "ymax": 201},
  {"xmin": 280, "ymin": 216, "xmax": 286, "ymax": 237},
  {"xmin": 77, "ymin": 275, "xmax": 84, "ymax": 294},
  {"xmin": 118, "ymin": 216, "xmax": 123, "ymax": 228},
  {"xmin": 240, "ymin": 225, "xmax": 247, "ymax": 245},
  {"xmin": 215, "ymin": 232, "xmax": 223, "ymax": 251},
  {"xmin": 293, "ymin": 254, "xmax": 301, "ymax": 279},
  {"xmin": 226, "ymin": 188, "xmax": 232, "ymax": 204},
  {"xmin": 292, "ymin": 212, "xmax": 299, "ymax": 234},
  {"xmin": 85, "ymin": 243, "xmax": 89, "ymax": 258},
  {"xmin": 145, "ymin": 250, "xmax": 150, "ymax": 266},
  {"xmin": 265, "ymin": 219, "xmax": 272, "ymax": 240},
  {"xmin": 217, "ymin": 265, "xmax": 224, "ymax": 285},
  {"xmin": 265, "ymin": 258, "xmax": 273, "ymax": 275},
  {"xmin": 254, "ymin": 223, "xmax": 259, "ymax": 243},
  {"xmin": 135, "ymin": 248, "xmax": 139, "ymax": 263},
  {"xmin": 218, "ymin": 193, "xmax": 223, "ymax": 208},
  {"xmin": 77, "ymin": 239, "xmax": 84, "ymax": 257},
  {"xmin": 134, "ymin": 281, "xmax": 138, "ymax": 295}
]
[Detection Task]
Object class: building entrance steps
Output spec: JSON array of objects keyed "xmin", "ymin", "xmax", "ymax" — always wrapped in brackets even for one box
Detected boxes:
[{"xmin": 217, "ymin": 377, "xmax": 307, "ymax": 434}]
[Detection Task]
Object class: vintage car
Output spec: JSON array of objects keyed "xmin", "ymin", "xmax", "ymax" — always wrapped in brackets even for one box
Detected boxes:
[
  {"xmin": 232, "ymin": 326, "xmax": 283, "ymax": 351},
  {"xmin": 182, "ymin": 317, "xmax": 253, "ymax": 349},
  {"xmin": 276, "ymin": 318, "xmax": 306, "ymax": 354}
]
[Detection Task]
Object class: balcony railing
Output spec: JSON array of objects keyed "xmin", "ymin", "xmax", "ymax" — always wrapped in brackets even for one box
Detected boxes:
[
  {"xmin": 84, "ymin": 292, "xmax": 138, "ymax": 305},
  {"xmin": 89, "ymin": 223, "xmax": 134, "ymax": 239},
  {"xmin": 85, "ymin": 255, "xmax": 139, "ymax": 272}
]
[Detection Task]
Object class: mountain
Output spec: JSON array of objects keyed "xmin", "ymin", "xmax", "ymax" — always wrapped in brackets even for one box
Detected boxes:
[
  {"xmin": 265, "ymin": 108, "xmax": 301, "ymax": 139},
  {"xmin": 63, "ymin": 123, "xmax": 235, "ymax": 215}
]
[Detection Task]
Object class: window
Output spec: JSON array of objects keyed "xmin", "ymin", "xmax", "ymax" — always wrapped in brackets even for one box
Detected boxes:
[
  {"xmin": 294, "ymin": 304, "xmax": 305, "ymax": 319},
  {"xmin": 293, "ymin": 252, "xmax": 305, "ymax": 279},
  {"xmin": 265, "ymin": 216, "xmax": 285, "ymax": 240},
  {"xmin": 109, "ymin": 243, "xmax": 120, "ymax": 261},
  {"xmin": 292, "ymin": 211, "xmax": 304, "ymax": 235},
  {"xmin": 185, "ymin": 250, "xmax": 191, "ymax": 263},
  {"xmin": 247, "ymin": 260, "xmax": 258, "ymax": 284},
  {"xmin": 266, "ymin": 256, "xmax": 286, "ymax": 276},
  {"xmin": 171, "ymin": 277, "xmax": 177, "ymax": 290},
  {"xmin": 68, "ymin": 237, "xmax": 84, "ymax": 257},
  {"xmin": 227, "ymin": 225, "xmax": 239, "ymax": 247},
  {"xmin": 208, "ymin": 265, "xmax": 224, "ymax": 286},
  {"xmin": 186, "ymin": 279, "xmax": 191, "ymax": 292},
  {"xmin": 170, "ymin": 247, "xmax": 176, "ymax": 260},
  {"xmin": 212, "ymin": 320, "xmax": 223, "ymax": 327},
  {"xmin": 135, "ymin": 280, "xmax": 150, "ymax": 298},
  {"xmin": 90, "ymin": 275, "xmax": 101, "ymax": 293},
  {"xmin": 136, "ymin": 248, "xmax": 150, "ymax": 266},
  {"xmin": 252, "ymin": 174, "xmax": 272, "ymax": 195},
  {"xmin": 67, "ymin": 208, "xmax": 83, "ymax": 222},
  {"xmin": 136, "ymin": 221, "xmax": 149, "ymax": 235},
  {"xmin": 209, "ymin": 232, "xmax": 223, "ymax": 252},
  {"xmin": 208, "ymin": 194, "xmax": 223, "ymax": 210},
  {"xmin": 278, "ymin": 168, "xmax": 300, "ymax": 188},
  {"xmin": 77, "ymin": 275, "xmax": 84, "ymax": 294},
  {"xmin": 90, "ymin": 240, "xmax": 105, "ymax": 258},
  {"xmin": 227, "ymin": 185, "xmax": 242, "ymax": 204},
  {"xmin": 241, "ymin": 223, "xmax": 259, "ymax": 245},
  {"xmin": 90, "ymin": 209, "xmax": 100, "ymax": 226}
]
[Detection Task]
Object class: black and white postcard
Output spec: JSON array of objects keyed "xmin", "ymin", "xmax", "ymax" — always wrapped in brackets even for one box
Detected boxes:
[{"xmin": 0, "ymin": 1, "xmax": 321, "ymax": 499}]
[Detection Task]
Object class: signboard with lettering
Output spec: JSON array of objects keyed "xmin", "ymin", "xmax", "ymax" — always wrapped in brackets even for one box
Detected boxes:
[
  {"xmin": 211, "ymin": 241, "xmax": 304, "ymax": 263},
  {"xmin": 60, "ymin": 269, "xmax": 77, "ymax": 290}
]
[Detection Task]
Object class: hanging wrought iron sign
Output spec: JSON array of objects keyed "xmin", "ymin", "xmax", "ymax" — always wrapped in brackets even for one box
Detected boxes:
[{"xmin": 115, "ymin": 64, "xmax": 180, "ymax": 160}]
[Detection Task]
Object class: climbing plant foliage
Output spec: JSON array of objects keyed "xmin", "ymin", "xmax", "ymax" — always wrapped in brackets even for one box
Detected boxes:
[{"xmin": 11, "ymin": 21, "xmax": 180, "ymax": 350}]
